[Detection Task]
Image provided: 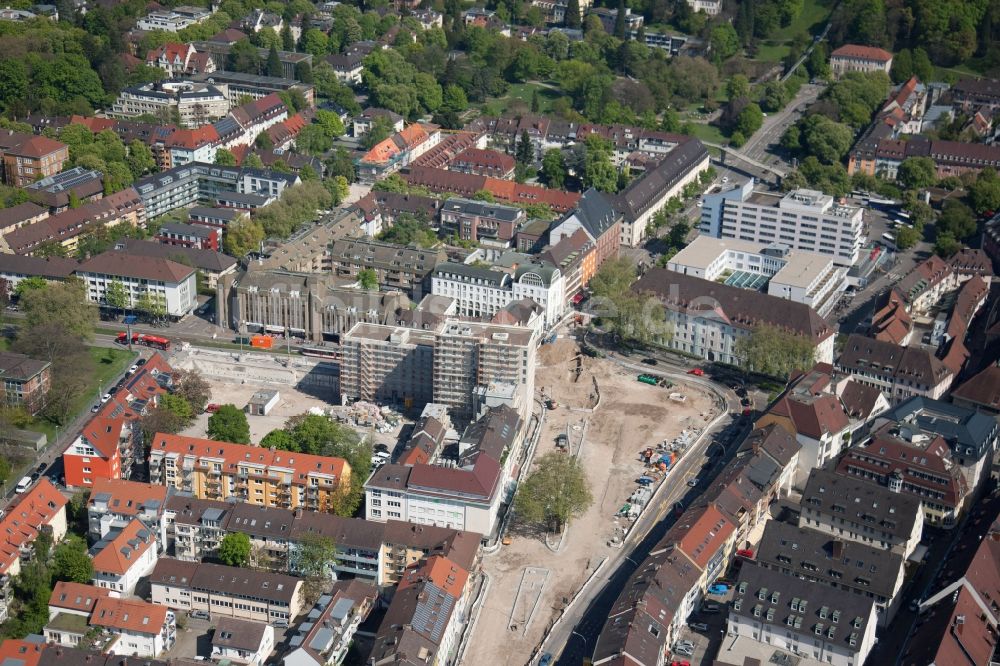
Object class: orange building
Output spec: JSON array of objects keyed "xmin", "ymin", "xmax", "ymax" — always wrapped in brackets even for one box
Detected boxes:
[
  {"xmin": 0, "ymin": 133, "xmax": 69, "ymax": 187},
  {"xmin": 148, "ymin": 433, "xmax": 352, "ymax": 512}
]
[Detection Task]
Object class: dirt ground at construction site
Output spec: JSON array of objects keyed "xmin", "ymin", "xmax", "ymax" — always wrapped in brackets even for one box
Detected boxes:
[
  {"xmin": 178, "ymin": 376, "xmax": 406, "ymax": 448},
  {"xmin": 464, "ymin": 338, "xmax": 719, "ymax": 666}
]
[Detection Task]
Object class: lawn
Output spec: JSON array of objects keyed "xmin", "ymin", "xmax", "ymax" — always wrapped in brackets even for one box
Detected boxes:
[
  {"xmin": 771, "ymin": 0, "xmax": 834, "ymax": 41},
  {"xmin": 753, "ymin": 0, "xmax": 835, "ymax": 64},
  {"xmin": 22, "ymin": 346, "xmax": 135, "ymax": 443},
  {"xmin": 687, "ymin": 123, "xmax": 728, "ymax": 146},
  {"xmin": 486, "ymin": 81, "xmax": 562, "ymax": 114}
]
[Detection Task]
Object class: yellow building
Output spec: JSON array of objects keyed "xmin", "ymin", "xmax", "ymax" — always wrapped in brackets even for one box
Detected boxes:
[{"xmin": 148, "ymin": 433, "xmax": 351, "ymax": 513}]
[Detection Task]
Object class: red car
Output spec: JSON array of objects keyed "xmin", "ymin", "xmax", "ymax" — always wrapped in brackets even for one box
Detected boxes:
[
  {"xmin": 736, "ymin": 548, "xmax": 754, "ymax": 558},
  {"xmin": 671, "ymin": 661, "xmax": 691, "ymax": 666},
  {"xmin": 205, "ymin": 403, "xmax": 221, "ymax": 414},
  {"xmin": 742, "ymin": 408, "xmax": 753, "ymax": 416},
  {"xmin": 687, "ymin": 368, "xmax": 705, "ymax": 376}
]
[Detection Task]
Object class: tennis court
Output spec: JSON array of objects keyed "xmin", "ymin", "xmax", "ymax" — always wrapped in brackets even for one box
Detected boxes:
[{"xmin": 723, "ymin": 270, "xmax": 769, "ymax": 290}]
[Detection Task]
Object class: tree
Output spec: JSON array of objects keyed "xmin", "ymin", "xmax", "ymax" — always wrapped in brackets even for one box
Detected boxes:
[
  {"xmin": 760, "ymin": 81, "xmax": 789, "ymax": 112},
  {"xmin": 172, "ymin": 369, "xmax": 210, "ymax": 413},
  {"xmin": 227, "ymin": 39, "xmax": 262, "ymax": 74},
  {"xmin": 898, "ymin": 157, "xmax": 937, "ymax": 190},
  {"xmin": 291, "ymin": 533, "xmax": 337, "ymax": 604},
  {"xmin": 581, "ymin": 135, "xmax": 617, "ymax": 193},
  {"xmin": 126, "ymin": 140, "xmax": 156, "ymax": 180},
  {"xmin": 104, "ymin": 280, "xmax": 128, "ymax": 315},
  {"xmin": 19, "ymin": 279, "xmax": 95, "ymax": 348},
  {"xmin": 378, "ymin": 214, "xmax": 438, "ymax": 247},
  {"xmin": 710, "ymin": 23, "xmax": 741, "ymax": 64},
  {"xmin": 266, "ymin": 44, "xmax": 283, "ymax": 78},
  {"xmin": 207, "ymin": 404, "xmax": 250, "ymax": 444},
  {"xmin": 735, "ymin": 324, "xmax": 816, "ymax": 380},
  {"xmin": 14, "ymin": 276, "xmax": 47, "ymax": 299},
  {"xmin": 224, "ymin": 218, "xmax": 265, "ymax": 257},
  {"xmin": 52, "ymin": 536, "xmax": 93, "ymax": 583},
  {"xmin": 797, "ymin": 115, "xmax": 854, "ymax": 165},
  {"xmin": 591, "ymin": 257, "xmax": 669, "ymax": 343},
  {"xmin": 894, "ymin": 225, "xmax": 920, "ymax": 249},
  {"xmin": 541, "ymin": 149, "xmax": 566, "ymax": 188},
  {"xmin": 261, "ymin": 429, "xmax": 298, "ymax": 450},
  {"xmin": 160, "ymin": 392, "xmax": 194, "ymax": 425},
  {"xmin": 614, "ymin": 0, "xmax": 627, "ymax": 39},
  {"xmin": 138, "ymin": 403, "xmax": 187, "ymax": 440},
  {"xmin": 564, "ymin": 0, "xmax": 580, "ymax": 28},
  {"xmin": 735, "ymin": 103, "xmax": 764, "ymax": 139},
  {"xmin": 969, "ymin": 169, "xmax": 1000, "ymax": 214},
  {"xmin": 934, "ymin": 232, "xmax": 962, "ymax": 257},
  {"xmin": 215, "ymin": 148, "xmax": 237, "ymax": 166},
  {"xmin": 515, "ymin": 452, "xmax": 592, "ymax": 533},
  {"xmin": 218, "ymin": 532, "xmax": 251, "ymax": 567},
  {"xmin": 358, "ymin": 269, "xmax": 378, "ymax": 290},
  {"xmin": 361, "ymin": 116, "xmax": 394, "ymax": 150},
  {"xmin": 516, "ymin": 130, "xmax": 534, "ymax": 165},
  {"xmin": 938, "ymin": 200, "xmax": 977, "ymax": 240},
  {"xmin": 726, "ymin": 75, "xmax": 750, "ymax": 102}
]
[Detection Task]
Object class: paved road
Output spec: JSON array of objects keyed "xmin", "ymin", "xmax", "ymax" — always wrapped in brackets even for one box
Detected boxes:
[
  {"xmin": 741, "ymin": 84, "xmax": 823, "ymax": 164},
  {"xmin": 539, "ymin": 344, "xmax": 742, "ymax": 665}
]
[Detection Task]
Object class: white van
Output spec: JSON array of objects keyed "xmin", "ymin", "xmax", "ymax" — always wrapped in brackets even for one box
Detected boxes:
[{"xmin": 15, "ymin": 476, "xmax": 31, "ymax": 493}]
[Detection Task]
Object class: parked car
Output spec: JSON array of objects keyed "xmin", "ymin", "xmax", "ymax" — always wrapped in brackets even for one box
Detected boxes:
[
  {"xmin": 641, "ymin": 358, "xmax": 658, "ymax": 366},
  {"xmin": 689, "ymin": 622, "xmax": 709, "ymax": 631},
  {"xmin": 15, "ymin": 476, "xmax": 31, "ymax": 493},
  {"xmin": 91, "ymin": 404, "xmax": 100, "ymax": 413},
  {"xmin": 189, "ymin": 610, "xmax": 210, "ymax": 620},
  {"xmin": 674, "ymin": 645, "xmax": 694, "ymax": 656},
  {"xmin": 539, "ymin": 655, "xmax": 553, "ymax": 666},
  {"xmin": 100, "ymin": 393, "xmax": 112, "ymax": 403},
  {"xmin": 205, "ymin": 404, "xmax": 221, "ymax": 413},
  {"xmin": 687, "ymin": 478, "xmax": 700, "ymax": 487},
  {"xmin": 128, "ymin": 364, "xmax": 139, "ymax": 374},
  {"xmin": 671, "ymin": 661, "xmax": 691, "ymax": 666},
  {"xmin": 374, "ymin": 443, "xmax": 390, "ymax": 454},
  {"xmin": 35, "ymin": 463, "xmax": 45, "ymax": 474},
  {"xmin": 708, "ymin": 583, "xmax": 729, "ymax": 595},
  {"xmin": 637, "ymin": 477, "xmax": 654, "ymax": 486},
  {"xmin": 273, "ymin": 619, "xmax": 289, "ymax": 628},
  {"xmin": 687, "ymin": 368, "xmax": 704, "ymax": 376},
  {"xmin": 136, "ymin": 358, "xmax": 147, "ymax": 366},
  {"xmin": 736, "ymin": 548, "xmax": 754, "ymax": 558}
]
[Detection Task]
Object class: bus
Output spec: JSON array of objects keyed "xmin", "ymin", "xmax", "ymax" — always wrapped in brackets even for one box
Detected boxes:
[{"xmin": 116, "ymin": 332, "xmax": 170, "ymax": 350}]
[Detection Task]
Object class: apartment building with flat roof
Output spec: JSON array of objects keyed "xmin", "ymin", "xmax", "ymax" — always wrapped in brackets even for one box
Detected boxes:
[
  {"xmin": 700, "ymin": 181, "xmax": 864, "ymax": 265},
  {"xmin": 340, "ymin": 318, "xmax": 538, "ymax": 422}
]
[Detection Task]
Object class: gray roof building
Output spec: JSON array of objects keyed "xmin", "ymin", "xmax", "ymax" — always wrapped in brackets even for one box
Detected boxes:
[
  {"xmin": 755, "ymin": 520, "xmax": 905, "ymax": 606},
  {"xmin": 875, "ymin": 395, "xmax": 999, "ymax": 464}
]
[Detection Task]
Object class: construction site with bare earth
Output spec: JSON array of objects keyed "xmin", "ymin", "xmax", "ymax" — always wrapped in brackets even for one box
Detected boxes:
[{"xmin": 464, "ymin": 338, "xmax": 720, "ymax": 666}]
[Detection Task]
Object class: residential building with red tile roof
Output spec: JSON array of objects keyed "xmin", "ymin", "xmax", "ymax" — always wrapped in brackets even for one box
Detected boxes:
[
  {"xmin": 89, "ymin": 597, "xmax": 175, "ymax": 657},
  {"xmin": 837, "ymin": 333, "xmax": 954, "ymax": 403},
  {"xmin": 409, "ymin": 131, "xmax": 480, "ymax": 171},
  {"xmin": 449, "ymin": 147, "xmax": 516, "ymax": 179},
  {"xmin": 87, "ymin": 479, "xmax": 169, "ymax": 546},
  {"xmin": 48, "ymin": 582, "xmax": 111, "ymax": 617},
  {"xmin": 148, "ymin": 433, "xmax": 351, "ymax": 512},
  {"xmin": 952, "ymin": 363, "xmax": 1000, "ymax": 414},
  {"xmin": 265, "ymin": 112, "xmax": 307, "ymax": 151},
  {"xmin": 758, "ymin": 364, "xmax": 852, "ymax": 485},
  {"xmin": 224, "ymin": 93, "xmax": 288, "ymax": 148},
  {"xmin": 0, "ymin": 639, "xmax": 44, "ymax": 666},
  {"xmin": 897, "ymin": 254, "xmax": 957, "ymax": 314},
  {"xmin": 145, "ymin": 43, "xmax": 197, "ymax": 76},
  {"xmin": 870, "ymin": 289, "xmax": 914, "ymax": 346},
  {"xmin": 0, "ymin": 132, "xmax": 69, "ymax": 187},
  {"xmin": 830, "ymin": 44, "xmax": 893, "ymax": 78},
  {"xmin": 0, "ymin": 187, "xmax": 146, "ymax": 256},
  {"xmin": 0, "ymin": 478, "xmax": 68, "ymax": 620},
  {"xmin": 838, "ymin": 424, "xmax": 969, "ymax": 527},
  {"xmin": 404, "ymin": 165, "xmax": 581, "ymax": 212},
  {"xmin": 901, "ymin": 519, "xmax": 1000, "ymax": 665},
  {"xmin": 357, "ymin": 123, "xmax": 441, "ymax": 184},
  {"xmin": 364, "ymin": 405, "xmax": 521, "ymax": 536},
  {"xmin": 283, "ymin": 579, "xmax": 377, "ymax": 666},
  {"xmin": 91, "ymin": 518, "xmax": 158, "ymax": 597}
]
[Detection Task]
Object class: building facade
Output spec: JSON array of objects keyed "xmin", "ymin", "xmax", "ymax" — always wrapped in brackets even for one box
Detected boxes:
[
  {"xmin": 148, "ymin": 434, "xmax": 351, "ymax": 512},
  {"xmin": 75, "ymin": 251, "xmax": 197, "ymax": 318},
  {"xmin": 700, "ymin": 182, "xmax": 865, "ymax": 266}
]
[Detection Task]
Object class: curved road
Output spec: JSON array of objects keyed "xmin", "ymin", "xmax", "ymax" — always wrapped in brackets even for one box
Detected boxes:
[{"xmin": 539, "ymin": 345, "xmax": 743, "ymax": 665}]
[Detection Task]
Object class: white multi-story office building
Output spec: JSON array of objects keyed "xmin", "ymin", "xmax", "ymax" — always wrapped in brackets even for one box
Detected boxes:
[
  {"xmin": 700, "ymin": 181, "xmax": 865, "ymax": 265},
  {"xmin": 667, "ymin": 236, "xmax": 849, "ymax": 317}
]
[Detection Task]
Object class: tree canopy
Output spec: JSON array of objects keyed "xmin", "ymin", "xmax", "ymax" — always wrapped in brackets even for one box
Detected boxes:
[
  {"xmin": 515, "ymin": 452, "xmax": 593, "ymax": 533},
  {"xmin": 735, "ymin": 324, "xmax": 816, "ymax": 380},
  {"xmin": 207, "ymin": 404, "xmax": 251, "ymax": 444}
]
